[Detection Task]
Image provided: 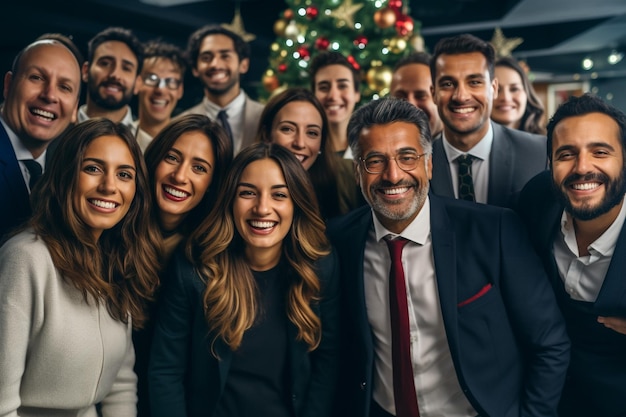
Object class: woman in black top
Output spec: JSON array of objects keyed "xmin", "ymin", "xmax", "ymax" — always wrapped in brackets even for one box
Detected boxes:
[{"xmin": 148, "ymin": 143, "xmax": 340, "ymax": 417}]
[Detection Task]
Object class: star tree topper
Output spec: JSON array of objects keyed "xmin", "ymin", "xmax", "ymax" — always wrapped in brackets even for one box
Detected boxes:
[
  {"xmin": 490, "ymin": 27, "xmax": 523, "ymax": 57},
  {"xmin": 222, "ymin": 5, "xmax": 256, "ymax": 42},
  {"xmin": 329, "ymin": 0, "xmax": 364, "ymax": 28}
]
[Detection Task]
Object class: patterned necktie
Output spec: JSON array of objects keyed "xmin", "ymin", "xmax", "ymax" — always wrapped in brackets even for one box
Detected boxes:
[
  {"xmin": 456, "ymin": 154, "xmax": 475, "ymax": 202},
  {"xmin": 384, "ymin": 236, "xmax": 420, "ymax": 417},
  {"xmin": 23, "ymin": 159, "xmax": 42, "ymax": 191},
  {"xmin": 217, "ymin": 109, "xmax": 233, "ymax": 145}
]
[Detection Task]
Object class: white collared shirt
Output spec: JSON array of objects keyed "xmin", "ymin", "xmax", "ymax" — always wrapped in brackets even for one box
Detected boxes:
[
  {"xmin": 201, "ymin": 91, "xmax": 246, "ymax": 154},
  {"xmin": 554, "ymin": 199, "xmax": 626, "ymax": 302},
  {"xmin": 365, "ymin": 197, "xmax": 476, "ymax": 417},
  {"xmin": 0, "ymin": 116, "xmax": 46, "ymax": 193},
  {"xmin": 442, "ymin": 123, "xmax": 493, "ymax": 204},
  {"xmin": 77, "ymin": 105, "xmax": 135, "ymax": 129}
]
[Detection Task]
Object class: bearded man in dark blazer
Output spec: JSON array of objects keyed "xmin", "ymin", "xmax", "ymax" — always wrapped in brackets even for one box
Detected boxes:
[{"xmin": 517, "ymin": 93, "xmax": 626, "ymax": 417}]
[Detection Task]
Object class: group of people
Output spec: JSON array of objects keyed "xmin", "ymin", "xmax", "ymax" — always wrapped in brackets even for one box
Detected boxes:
[{"xmin": 0, "ymin": 19, "xmax": 624, "ymax": 417}]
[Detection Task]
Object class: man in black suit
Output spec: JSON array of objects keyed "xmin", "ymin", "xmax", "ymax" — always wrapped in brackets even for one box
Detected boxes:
[
  {"xmin": 0, "ymin": 38, "xmax": 81, "ymax": 239},
  {"xmin": 328, "ymin": 97, "xmax": 569, "ymax": 417},
  {"xmin": 517, "ymin": 93, "xmax": 626, "ymax": 417},
  {"xmin": 429, "ymin": 34, "xmax": 546, "ymax": 207}
]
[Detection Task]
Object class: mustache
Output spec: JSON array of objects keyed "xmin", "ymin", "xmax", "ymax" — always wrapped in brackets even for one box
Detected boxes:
[
  {"xmin": 371, "ymin": 179, "xmax": 417, "ymax": 189},
  {"xmin": 100, "ymin": 80, "xmax": 125, "ymax": 90},
  {"xmin": 562, "ymin": 172, "xmax": 609, "ymax": 187}
]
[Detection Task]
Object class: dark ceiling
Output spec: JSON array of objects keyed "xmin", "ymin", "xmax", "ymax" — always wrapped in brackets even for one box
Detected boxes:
[{"xmin": 2, "ymin": 0, "xmax": 626, "ymax": 102}]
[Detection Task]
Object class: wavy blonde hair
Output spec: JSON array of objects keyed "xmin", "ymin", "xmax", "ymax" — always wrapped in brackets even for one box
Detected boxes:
[{"xmin": 188, "ymin": 143, "xmax": 329, "ymax": 351}]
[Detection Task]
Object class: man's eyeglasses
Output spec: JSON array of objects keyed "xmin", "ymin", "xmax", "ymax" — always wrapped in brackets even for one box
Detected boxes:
[
  {"xmin": 143, "ymin": 73, "xmax": 182, "ymax": 90},
  {"xmin": 359, "ymin": 151, "xmax": 427, "ymax": 174}
]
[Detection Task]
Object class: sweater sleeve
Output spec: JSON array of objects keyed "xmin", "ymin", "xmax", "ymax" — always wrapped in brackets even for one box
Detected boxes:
[
  {"xmin": 0, "ymin": 233, "xmax": 50, "ymax": 417},
  {"xmin": 100, "ymin": 321, "xmax": 138, "ymax": 417}
]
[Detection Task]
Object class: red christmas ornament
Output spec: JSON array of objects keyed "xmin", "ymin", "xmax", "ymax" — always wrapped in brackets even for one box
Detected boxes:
[
  {"xmin": 284, "ymin": 8, "xmax": 294, "ymax": 20},
  {"xmin": 388, "ymin": 0, "xmax": 402, "ymax": 11},
  {"xmin": 297, "ymin": 46, "xmax": 310, "ymax": 59},
  {"xmin": 346, "ymin": 55, "xmax": 360, "ymax": 71},
  {"xmin": 395, "ymin": 14, "xmax": 414, "ymax": 37},
  {"xmin": 305, "ymin": 6, "xmax": 318, "ymax": 20},
  {"xmin": 278, "ymin": 63, "xmax": 288, "ymax": 73},
  {"xmin": 354, "ymin": 35, "xmax": 368, "ymax": 47},
  {"xmin": 314, "ymin": 37, "xmax": 330, "ymax": 50}
]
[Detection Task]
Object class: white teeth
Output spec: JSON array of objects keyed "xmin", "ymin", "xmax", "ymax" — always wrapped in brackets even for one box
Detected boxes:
[
  {"xmin": 90, "ymin": 199, "xmax": 117, "ymax": 209},
  {"xmin": 382, "ymin": 187, "xmax": 409, "ymax": 195},
  {"xmin": 572, "ymin": 182, "xmax": 600, "ymax": 190},
  {"xmin": 164, "ymin": 186, "xmax": 189, "ymax": 198},
  {"xmin": 210, "ymin": 72, "xmax": 227, "ymax": 81},
  {"xmin": 31, "ymin": 108, "xmax": 54, "ymax": 120},
  {"xmin": 294, "ymin": 154, "xmax": 305, "ymax": 162},
  {"xmin": 151, "ymin": 99, "xmax": 167, "ymax": 106},
  {"xmin": 327, "ymin": 105, "xmax": 341, "ymax": 111},
  {"xmin": 249, "ymin": 220, "xmax": 276, "ymax": 229},
  {"xmin": 452, "ymin": 107, "xmax": 474, "ymax": 114}
]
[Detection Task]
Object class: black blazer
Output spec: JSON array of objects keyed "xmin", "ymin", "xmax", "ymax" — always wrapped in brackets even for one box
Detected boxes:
[
  {"xmin": 148, "ymin": 248, "xmax": 340, "ymax": 417},
  {"xmin": 430, "ymin": 122, "xmax": 547, "ymax": 208},
  {"xmin": 327, "ymin": 195, "xmax": 570, "ymax": 417},
  {"xmin": 516, "ymin": 171, "xmax": 626, "ymax": 417},
  {"xmin": 0, "ymin": 124, "xmax": 31, "ymax": 239}
]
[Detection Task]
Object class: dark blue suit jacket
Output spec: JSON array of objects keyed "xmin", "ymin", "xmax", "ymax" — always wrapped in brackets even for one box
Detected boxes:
[
  {"xmin": 148, "ymin": 248, "xmax": 341, "ymax": 417},
  {"xmin": 430, "ymin": 122, "xmax": 547, "ymax": 208},
  {"xmin": 327, "ymin": 194, "xmax": 570, "ymax": 417},
  {"xmin": 517, "ymin": 171, "xmax": 626, "ymax": 417},
  {"xmin": 0, "ymin": 124, "xmax": 30, "ymax": 240}
]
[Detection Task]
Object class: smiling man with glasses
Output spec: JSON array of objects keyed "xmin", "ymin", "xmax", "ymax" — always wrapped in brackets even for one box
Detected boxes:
[
  {"xmin": 133, "ymin": 40, "xmax": 186, "ymax": 151},
  {"xmin": 327, "ymin": 97, "xmax": 570, "ymax": 417}
]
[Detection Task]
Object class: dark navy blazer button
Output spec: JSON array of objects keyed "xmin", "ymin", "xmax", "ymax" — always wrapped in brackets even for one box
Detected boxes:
[{"xmin": 360, "ymin": 382, "xmax": 367, "ymax": 390}]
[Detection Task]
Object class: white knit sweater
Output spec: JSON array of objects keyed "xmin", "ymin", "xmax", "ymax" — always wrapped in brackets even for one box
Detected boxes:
[{"xmin": 0, "ymin": 230, "xmax": 137, "ymax": 417}]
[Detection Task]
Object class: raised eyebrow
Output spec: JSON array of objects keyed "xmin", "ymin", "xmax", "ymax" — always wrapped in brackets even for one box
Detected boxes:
[
  {"xmin": 25, "ymin": 65, "xmax": 78, "ymax": 86},
  {"xmin": 191, "ymin": 156, "xmax": 213, "ymax": 168}
]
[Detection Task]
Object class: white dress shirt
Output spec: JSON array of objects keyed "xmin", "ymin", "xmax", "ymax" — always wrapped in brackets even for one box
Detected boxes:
[
  {"xmin": 77, "ymin": 104, "xmax": 135, "ymax": 129},
  {"xmin": 554, "ymin": 200, "xmax": 626, "ymax": 302},
  {"xmin": 365, "ymin": 197, "xmax": 476, "ymax": 416},
  {"xmin": 442, "ymin": 123, "xmax": 493, "ymax": 204},
  {"xmin": 201, "ymin": 91, "xmax": 246, "ymax": 154}
]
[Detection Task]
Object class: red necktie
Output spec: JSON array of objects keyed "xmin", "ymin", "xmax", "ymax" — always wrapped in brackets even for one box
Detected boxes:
[{"xmin": 385, "ymin": 237, "xmax": 420, "ymax": 417}]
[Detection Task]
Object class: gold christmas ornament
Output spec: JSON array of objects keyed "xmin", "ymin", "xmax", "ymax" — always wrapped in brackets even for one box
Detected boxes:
[
  {"xmin": 262, "ymin": 73, "xmax": 280, "ymax": 92},
  {"xmin": 329, "ymin": 0, "xmax": 364, "ymax": 28},
  {"xmin": 284, "ymin": 20, "xmax": 300, "ymax": 40},
  {"xmin": 366, "ymin": 65, "xmax": 393, "ymax": 92},
  {"xmin": 273, "ymin": 19, "xmax": 288, "ymax": 37},
  {"xmin": 373, "ymin": 7, "xmax": 396, "ymax": 29},
  {"xmin": 490, "ymin": 27, "xmax": 523, "ymax": 58},
  {"xmin": 388, "ymin": 37, "xmax": 407, "ymax": 54},
  {"xmin": 270, "ymin": 42, "xmax": 280, "ymax": 52},
  {"xmin": 409, "ymin": 34, "xmax": 424, "ymax": 52}
]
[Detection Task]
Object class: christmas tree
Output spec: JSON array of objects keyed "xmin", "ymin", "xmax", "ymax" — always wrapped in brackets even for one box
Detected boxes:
[{"xmin": 259, "ymin": 0, "xmax": 424, "ymax": 103}]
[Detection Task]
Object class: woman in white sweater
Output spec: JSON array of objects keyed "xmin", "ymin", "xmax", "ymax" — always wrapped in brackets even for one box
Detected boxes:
[{"xmin": 0, "ymin": 119, "xmax": 161, "ymax": 417}]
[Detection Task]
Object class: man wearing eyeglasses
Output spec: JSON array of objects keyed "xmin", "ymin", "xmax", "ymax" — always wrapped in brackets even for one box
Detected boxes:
[
  {"xmin": 132, "ymin": 40, "xmax": 186, "ymax": 151},
  {"xmin": 327, "ymin": 97, "xmax": 570, "ymax": 417},
  {"xmin": 78, "ymin": 27, "xmax": 143, "ymax": 128}
]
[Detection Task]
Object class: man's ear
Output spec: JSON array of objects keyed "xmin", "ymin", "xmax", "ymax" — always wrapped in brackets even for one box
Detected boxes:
[
  {"xmin": 81, "ymin": 61, "xmax": 89, "ymax": 84},
  {"xmin": 3, "ymin": 71, "xmax": 13, "ymax": 99},
  {"xmin": 238, "ymin": 58, "xmax": 250, "ymax": 75}
]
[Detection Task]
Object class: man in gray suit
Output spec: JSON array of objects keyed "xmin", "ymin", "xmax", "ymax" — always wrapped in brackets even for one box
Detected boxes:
[
  {"xmin": 429, "ymin": 33, "xmax": 546, "ymax": 207},
  {"xmin": 179, "ymin": 25, "xmax": 263, "ymax": 155}
]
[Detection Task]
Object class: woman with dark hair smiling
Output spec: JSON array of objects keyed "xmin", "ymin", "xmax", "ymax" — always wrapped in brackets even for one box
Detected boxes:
[
  {"xmin": 149, "ymin": 142, "xmax": 340, "ymax": 417},
  {"xmin": 0, "ymin": 119, "xmax": 160, "ymax": 416},
  {"xmin": 256, "ymin": 87, "xmax": 362, "ymax": 219}
]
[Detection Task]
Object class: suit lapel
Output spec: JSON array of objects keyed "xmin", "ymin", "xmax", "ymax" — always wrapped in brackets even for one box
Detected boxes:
[
  {"xmin": 430, "ymin": 137, "xmax": 455, "ymax": 198},
  {"xmin": 0, "ymin": 125, "xmax": 30, "ymax": 209},
  {"xmin": 242, "ymin": 95, "xmax": 258, "ymax": 151},
  {"xmin": 487, "ymin": 124, "xmax": 514, "ymax": 206},
  {"xmin": 595, "ymin": 217, "xmax": 626, "ymax": 314},
  {"xmin": 429, "ymin": 195, "xmax": 460, "ymax": 358},
  {"xmin": 351, "ymin": 210, "xmax": 376, "ymax": 352}
]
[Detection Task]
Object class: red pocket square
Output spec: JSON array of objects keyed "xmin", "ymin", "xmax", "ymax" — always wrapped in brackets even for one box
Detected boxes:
[{"xmin": 457, "ymin": 283, "xmax": 493, "ymax": 307}]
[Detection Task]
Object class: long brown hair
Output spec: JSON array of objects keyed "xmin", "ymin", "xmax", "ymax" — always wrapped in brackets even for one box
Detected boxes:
[
  {"xmin": 188, "ymin": 143, "xmax": 329, "ymax": 351},
  {"xmin": 30, "ymin": 119, "xmax": 161, "ymax": 329}
]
